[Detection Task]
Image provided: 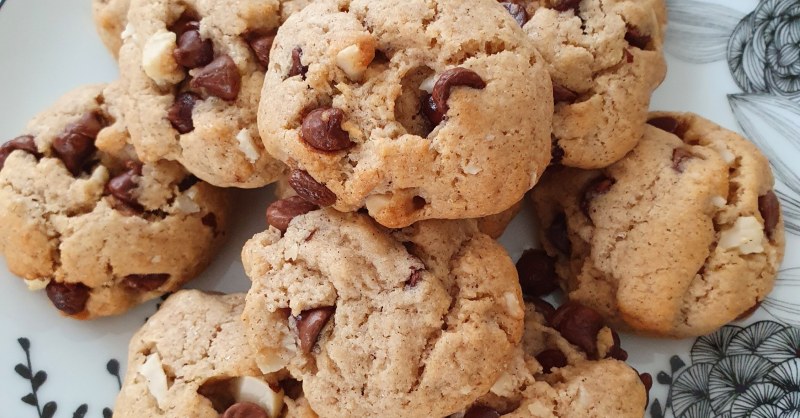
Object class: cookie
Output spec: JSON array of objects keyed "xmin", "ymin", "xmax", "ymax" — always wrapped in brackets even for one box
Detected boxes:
[
  {"xmin": 0, "ymin": 84, "xmax": 229, "ymax": 319},
  {"xmin": 258, "ymin": 0, "xmax": 553, "ymax": 228},
  {"xmin": 118, "ymin": 0, "xmax": 287, "ymax": 188},
  {"xmin": 93, "ymin": 0, "xmax": 131, "ymax": 58},
  {"xmin": 502, "ymin": 0, "xmax": 666, "ymax": 169},
  {"xmin": 532, "ymin": 112, "xmax": 785, "ymax": 337},
  {"xmin": 273, "ymin": 175, "xmax": 523, "ymax": 239},
  {"xmin": 460, "ymin": 300, "xmax": 648, "ymax": 417},
  {"xmin": 242, "ymin": 208, "xmax": 525, "ymax": 418},
  {"xmin": 115, "ymin": 290, "xmax": 318, "ymax": 418}
]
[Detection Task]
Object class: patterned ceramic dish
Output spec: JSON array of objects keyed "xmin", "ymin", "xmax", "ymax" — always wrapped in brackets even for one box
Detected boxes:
[{"xmin": 1, "ymin": 0, "xmax": 799, "ymax": 417}]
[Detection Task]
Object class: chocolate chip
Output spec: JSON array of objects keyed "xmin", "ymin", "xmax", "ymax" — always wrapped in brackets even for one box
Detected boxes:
[
  {"xmin": 222, "ymin": 402, "xmax": 269, "ymax": 418},
  {"xmin": 672, "ymin": 148, "xmax": 694, "ymax": 173},
  {"xmin": 550, "ymin": 302, "xmax": 606, "ymax": 359},
  {"xmin": 536, "ymin": 349, "xmax": 568, "ymax": 373},
  {"xmin": 301, "ymin": 108, "xmax": 354, "ymax": 152},
  {"xmin": 266, "ymin": 196, "xmax": 319, "ymax": 232},
  {"xmin": 647, "ymin": 116, "xmax": 680, "ymax": 134},
  {"xmin": 198, "ymin": 379, "xmax": 236, "ymax": 412},
  {"xmin": 178, "ymin": 175, "xmax": 200, "ymax": 192},
  {"xmin": 52, "ymin": 112, "xmax": 104, "ymax": 176},
  {"xmin": 169, "ymin": 12, "xmax": 200, "ymax": 38},
  {"xmin": 288, "ymin": 169, "xmax": 336, "ymax": 207},
  {"xmin": 280, "ymin": 378, "xmax": 304, "ymax": 400},
  {"xmin": 500, "ymin": 2, "xmax": 529, "ymax": 26},
  {"xmin": 202, "ymin": 213, "xmax": 218, "ymax": 231},
  {"xmin": 607, "ymin": 330, "xmax": 628, "ymax": 361},
  {"xmin": 406, "ymin": 269, "xmax": 423, "ymax": 288},
  {"xmin": 45, "ymin": 281, "xmax": 90, "ymax": 315},
  {"xmin": 464, "ymin": 405, "xmax": 501, "ymax": 418},
  {"xmin": 0, "ymin": 135, "xmax": 39, "ymax": 170},
  {"xmin": 580, "ymin": 175, "xmax": 615, "ymax": 218},
  {"xmin": 106, "ymin": 161, "xmax": 143, "ymax": 207},
  {"xmin": 288, "ymin": 46, "xmax": 307, "ymax": 78},
  {"xmin": 122, "ymin": 274, "xmax": 170, "ymax": 292},
  {"xmin": 295, "ymin": 306, "xmax": 335, "ymax": 353},
  {"xmin": 553, "ymin": 83, "xmax": 578, "ymax": 104},
  {"xmin": 546, "ymin": 212, "xmax": 571, "ymax": 254},
  {"xmin": 639, "ymin": 372, "xmax": 653, "ymax": 407},
  {"xmin": 624, "ymin": 48, "xmax": 634, "ymax": 63},
  {"xmin": 625, "ymin": 26, "xmax": 651, "ymax": 49},
  {"xmin": 736, "ymin": 301, "xmax": 762, "ymax": 321},
  {"xmin": 759, "ymin": 191, "xmax": 780, "ymax": 240},
  {"xmin": 248, "ymin": 33, "xmax": 275, "ymax": 68},
  {"xmin": 550, "ymin": 0, "xmax": 580, "ymax": 12},
  {"xmin": 173, "ymin": 29, "xmax": 214, "ymax": 69},
  {"xmin": 190, "ymin": 55, "xmax": 241, "ymax": 101},
  {"xmin": 516, "ymin": 249, "xmax": 559, "ymax": 297},
  {"xmin": 531, "ymin": 298, "xmax": 557, "ymax": 323},
  {"xmin": 422, "ymin": 67, "xmax": 487, "ymax": 125},
  {"xmin": 168, "ymin": 92, "xmax": 201, "ymax": 134}
]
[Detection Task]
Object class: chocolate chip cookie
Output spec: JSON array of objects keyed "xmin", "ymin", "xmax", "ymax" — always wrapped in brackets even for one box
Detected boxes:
[
  {"xmin": 258, "ymin": 0, "xmax": 553, "ymax": 228},
  {"xmin": 93, "ymin": 0, "xmax": 131, "ymax": 58},
  {"xmin": 0, "ymin": 84, "xmax": 229, "ymax": 319},
  {"xmin": 118, "ymin": 0, "xmax": 287, "ymax": 188},
  {"xmin": 502, "ymin": 0, "xmax": 667, "ymax": 169},
  {"xmin": 461, "ymin": 300, "xmax": 648, "ymax": 417},
  {"xmin": 242, "ymin": 208, "xmax": 525, "ymax": 418},
  {"xmin": 115, "ymin": 290, "xmax": 318, "ymax": 418},
  {"xmin": 532, "ymin": 112, "xmax": 785, "ymax": 337}
]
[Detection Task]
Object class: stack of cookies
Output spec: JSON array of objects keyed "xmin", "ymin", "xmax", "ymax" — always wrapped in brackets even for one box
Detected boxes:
[{"xmin": 0, "ymin": 0, "xmax": 785, "ymax": 417}]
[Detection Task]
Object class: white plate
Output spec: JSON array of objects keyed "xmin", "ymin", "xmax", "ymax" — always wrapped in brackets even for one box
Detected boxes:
[{"xmin": 1, "ymin": 0, "xmax": 799, "ymax": 417}]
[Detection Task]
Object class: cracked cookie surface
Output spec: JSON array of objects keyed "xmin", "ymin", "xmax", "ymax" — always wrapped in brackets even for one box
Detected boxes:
[
  {"xmin": 115, "ymin": 290, "xmax": 318, "ymax": 418},
  {"xmin": 118, "ymin": 0, "xmax": 287, "ymax": 188},
  {"xmin": 258, "ymin": 0, "xmax": 553, "ymax": 228},
  {"xmin": 532, "ymin": 112, "xmax": 785, "ymax": 337},
  {"xmin": 507, "ymin": 0, "xmax": 666, "ymax": 169},
  {"xmin": 0, "ymin": 84, "xmax": 229, "ymax": 319},
  {"xmin": 242, "ymin": 209, "xmax": 524, "ymax": 418},
  {"xmin": 461, "ymin": 301, "xmax": 647, "ymax": 417}
]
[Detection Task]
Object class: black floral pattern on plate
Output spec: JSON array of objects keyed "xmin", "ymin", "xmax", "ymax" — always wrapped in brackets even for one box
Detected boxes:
[
  {"xmin": 14, "ymin": 337, "xmax": 119, "ymax": 418},
  {"xmin": 650, "ymin": 321, "xmax": 800, "ymax": 418}
]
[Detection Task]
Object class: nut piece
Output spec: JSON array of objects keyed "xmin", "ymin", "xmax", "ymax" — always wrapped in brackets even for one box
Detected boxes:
[
  {"xmin": 139, "ymin": 353, "xmax": 169, "ymax": 408},
  {"xmin": 232, "ymin": 377, "xmax": 285, "ymax": 418},
  {"xmin": 142, "ymin": 30, "xmax": 185, "ymax": 85},
  {"xmin": 236, "ymin": 129, "xmax": 261, "ymax": 163},
  {"xmin": 335, "ymin": 42, "xmax": 375, "ymax": 80},
  {"xmin": 719, "ymin": 216, "xmax": 766, "ymax": 254}
]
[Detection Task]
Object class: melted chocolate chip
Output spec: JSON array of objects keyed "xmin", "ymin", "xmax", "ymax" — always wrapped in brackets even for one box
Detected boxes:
[
  {"xmin": 500, "ymin": 2, "xmax": 529, "ymax": 26},
  {"xmin": 546, "ymin": 212, "xmax": 571, "ymax": 255},
  {"xmin": 248, "ymin": 33, "xmax": 275, "ymax": 68},
  {"xmin": 531, "ymin": 298, "xmax": 557, "ymax": 323},
  {"xmin": 106, "ymin": 161, "xmax": 143, "ymax": 207},
  {"xmin": 672, "ymin": 148, "xmax": 694, "ymax": 173},
  {"xmin": 266, "ymin": 196, "xmax": 319, "ymax": 232},
  {"xmin": 169, "ymin": 12, "xmax": 200, "ymax": 38},
  {"xmin": 46, "ymin": 281, "xmax": 90, "ymax": 315},
  {"xmin": 464, "ymin": 405, "xmax": 501, "ymax": 418},
  {"xmin": 190, "ymin": 55, "xmax": 242, "ymax": 101},
  {"xmin": 607, "ymin": 330, "xmax": 628, "ymax": 361},
  {"xmin": 406, "ymin": 269, "xmax": 423, "ymax": 288},
  {"xmin": 422, "ymin": 67, "xmax": 486, "ymax": 125},
  {"xmin": 647, "ymin": 116, "xmax": 680, "ymax": 134},
  {"xmin": 288, "ymin": 169, "xmax": 336, "ymax": 207},
  {"xmin": 222, "ymin": 402, "xmax": 269, "ymax": 418},
  {"xmin": 288, "ymin": 47, "xmax": 307, "ymax": 78},
  {"xmin": 759, "ymin": 191, "xmax": 780, "ymax": 240},
  {"xmin": 551, "ymin": 0, "xmax": 581, "ymax": 12},
  {"xmin": 625, "ymin": 26, "xmax": 651, "ymax": 49},
  {"xmin": 295, "ymin": 306, "xmax": 335, "ymax": 353},
  {"xmin": 173, "ymin": 29, "xmax": 214, "ymax": 69},
  {"xmin": 168, "ymin": 92, "xmax": 201, "ymax": 134},
  {"xmin": 550, "ymin": 302, "xmax": 606, "ymax": 359},
  {"xmin": 198, "ymin": 379, "xmax": 236, "ymax": 412},
  {"xmin": 301, "ymin": 108, "xmax": 354, "ymax": 152},
  {"xmin": 553, "ymin": 83, "xmax": 578, "ymax": 104},
  {"xmin": 52, "ymin": 112, "xmax": 104, "ymax": 176},
  {"xmin": 122, "ymin": 274, "xmax": 170, "ymax": 292},
  {"xmin": 536, "ymin": 349, "xmax": 568, "ymax": 373},
  {"xmin": 0, "ymin": 135, "xmax": 39, "ymax": 170},
  {"xmin": 178, "ymin": 175, "xmax": 200, "ymax": 192},
  {"xmin": 640, "ymin": 372, "xmax": 653, "ymax": 407},
  {"xmin": 580, "ymin": 175, "xmax": 615, "ymax": 218},
  {"xmin": 516, "ymin": 249, "xmax": 559, "ymax": 297}
]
